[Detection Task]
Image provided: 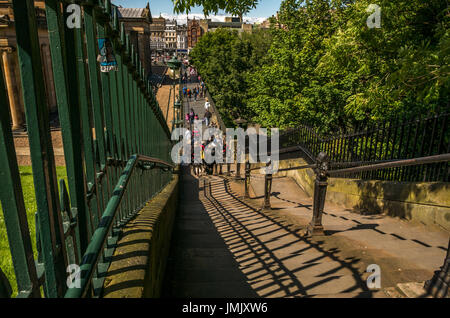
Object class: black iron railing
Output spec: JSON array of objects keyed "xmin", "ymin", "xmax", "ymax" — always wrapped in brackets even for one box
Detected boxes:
[{"xmin": 279, "ymin": 113, "xmax": 449, "ymax": 182}]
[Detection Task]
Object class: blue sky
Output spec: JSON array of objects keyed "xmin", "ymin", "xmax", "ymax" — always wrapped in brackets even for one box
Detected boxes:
[{"xmin": 112, "ymin": 0, "xmax": 282, "ymax": 18}]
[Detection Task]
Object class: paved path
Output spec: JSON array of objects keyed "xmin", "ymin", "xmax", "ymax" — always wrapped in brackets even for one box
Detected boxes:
[
  {"xmin": 181, "ymin": 78, "xmax": 220, "ymax": 141},
  {"xmin": 248, "ymin": 175, "xmax": 449, "ymax": 291},
  {"xmin": 162, "ymin": 167, "xmax": 259, "ymax": 298},
  {"xmin": 164, "ymin": 170, "xmax": 379, "ymax": 297},
  {"xmin": 162, "ymin": 169, "xmax": 448, "ymax": 298}
]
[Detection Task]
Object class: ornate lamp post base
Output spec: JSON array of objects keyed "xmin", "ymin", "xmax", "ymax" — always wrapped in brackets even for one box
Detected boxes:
[
  {"xmin": 306, "ymin": 223, "xmax": 325, "ymax": 236},
  {"xmin": 306, "ymin": 152, "xmax": 329, "ymax": 237},
  {"xmin": 424, "ymin": 239, "xmax": 449, "ymax": 298}
]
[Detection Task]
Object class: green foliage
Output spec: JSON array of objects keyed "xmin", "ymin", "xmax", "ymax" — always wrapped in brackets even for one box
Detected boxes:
[
  {"xmin": 0, "ymin": 166, "xmax": 67, "ymax": 297},
  {"xmin": 186, "ymin": 0, "xmax": 449, "ymax": 133},
  {"xmin": 172, "ymin": 0, "xmax": 259, "ymax": 19},
  {"xmin": 190, "ymin": 28, "xmax": 272, "ymax": 127},
  {"xmin": 247, "ymin": 0, "xmax": 449, "ymax": 133}
]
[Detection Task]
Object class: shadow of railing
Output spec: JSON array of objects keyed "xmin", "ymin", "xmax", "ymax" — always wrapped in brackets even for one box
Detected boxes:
[{"xmin": 199, "ymin": 177, "xmax": 372, "ymax": 297}]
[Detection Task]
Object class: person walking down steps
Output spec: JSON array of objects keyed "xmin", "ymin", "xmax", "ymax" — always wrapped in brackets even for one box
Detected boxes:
[
  {"xmin": 204, "ymin": 109, "xmax": 212, "ymax": 127},
  {"xmin": 204, "ymin": 98, "xmax": 211, "ymax": 112},
  {"xmin": 194, "ymin": 87, "xmax": 199, "ymax": 101}
]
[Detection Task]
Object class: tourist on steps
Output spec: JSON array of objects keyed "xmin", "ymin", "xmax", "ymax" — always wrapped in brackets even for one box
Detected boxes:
[
  {"xmin": 204, "ymin": 109, "xmax": 212, "ymax": 127},
  {"xmin": 204, "ymin": 98, "xmax": 211, "ymax": 112}
]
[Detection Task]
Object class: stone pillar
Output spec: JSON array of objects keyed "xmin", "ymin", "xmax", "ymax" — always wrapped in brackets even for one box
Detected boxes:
[{"xmin": 1, "ymin": 46, "xmax": 25, "ymax": 131}]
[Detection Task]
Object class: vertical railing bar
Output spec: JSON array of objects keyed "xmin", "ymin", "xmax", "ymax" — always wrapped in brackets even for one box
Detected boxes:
[
  {"xmin": 0, "ymin": 64, "xmax": 40, "ymax": 298},
  {"xmin": 84, "ymin": 4, "xmax": 108, "ymax": 221},
  {"xmin": 72, "ymin": 10, "xmax": 99, "ymax": 245},
  {"xmin": 12, "ymin": 0, "xmax": 70, "ymax": 298},
  {"xmin": 45, "ymin": 0, "xmax": 90, "ymax": 267}
]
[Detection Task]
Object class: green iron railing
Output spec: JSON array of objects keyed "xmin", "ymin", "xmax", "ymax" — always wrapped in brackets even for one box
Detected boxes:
[{"xmin": 0, "ymin": 0, "xmax": 174, "ymax": 298}]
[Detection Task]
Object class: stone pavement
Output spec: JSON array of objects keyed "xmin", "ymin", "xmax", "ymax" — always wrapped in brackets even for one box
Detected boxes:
[
  {"xmin": 163, "ymin": 168, "xmax": 448, "ymax": 298},
  {"xmin": 181, "ymin": 79, "xmax": 219, "ymax": 140},
  {"xmin": 162, "ymin": 167, "xmax": 260, "ymax": 298},
  {"xmin": 246, "ymin": 174, "xmax": 449, "ymax": 295},
  {"xmin": 162, "ymin": 167, "xmax": 449, "ymax": 298}
]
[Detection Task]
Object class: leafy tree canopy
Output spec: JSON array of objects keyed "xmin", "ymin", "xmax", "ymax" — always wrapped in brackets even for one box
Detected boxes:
[
  {"xmin": 172, "ymin": 0, "xmax": 259, "ymax": 19},
  {"xmin": 186, "ymin": 0, "xmax": 449, "ymax": 134}
]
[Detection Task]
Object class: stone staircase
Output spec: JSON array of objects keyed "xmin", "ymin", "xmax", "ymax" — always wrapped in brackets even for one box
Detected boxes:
[{"xmin": 163, "ymin": 168, "xmax": 444, "ymax": 298}]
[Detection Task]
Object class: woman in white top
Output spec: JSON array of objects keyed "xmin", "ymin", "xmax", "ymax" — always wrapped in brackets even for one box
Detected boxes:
[{"xmin": 204, "ymin": 98, "xmax": 211, "ymax": 111}]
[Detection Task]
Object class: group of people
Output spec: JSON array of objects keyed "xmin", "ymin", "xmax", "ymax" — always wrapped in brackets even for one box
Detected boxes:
[
  {"xmin": 185, "ymin": 97, "xmax": 216, "ymax": 128},
  {"xmin": 180, "ymin": 66, "xmax": 224, "ymax": 176},
  {"xmin": 182, "ymin": 66, "xmax": 203, "ymax": 84},
  {"xmin": 185, "ymin": 106, "xmax": 216, "ymax": 128},
  {"xmin": 192, "ymin": 135, "xmax": 227, "ymax": 177},
  {"xmin": 182, "ymin": 85, "xmax": 206, "ymax": 101}
]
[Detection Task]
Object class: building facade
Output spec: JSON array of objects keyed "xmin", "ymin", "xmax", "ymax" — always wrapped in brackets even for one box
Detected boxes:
[
  {"xmin": 150, "ymin": 16, "xmax": 165, "ymax": 54},
  {"xmin": 117, "ymin": 4, "xmax": 153, "ymax": 77},
  {"xmin": 164, "ymin": 19, "xmax": 177, "ymax": 54},
  {"xmin": 176, "ymin": 25, "xmax": 188, "ymax": 54},
  {"xmin": 187, "ymin": 17, "xmax": 254, "ymax": 52},
  {"xmin": 0, "ymin": 0, "xmax": 57, "ymax": 131},
  {"xmin": 187, "ymin": 19, "xmax": 204, "ymax": 52}
]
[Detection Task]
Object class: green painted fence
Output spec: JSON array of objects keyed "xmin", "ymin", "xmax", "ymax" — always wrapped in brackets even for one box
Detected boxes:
[{"xmin": 0, "ymin": 0, "xmax": 174, "ymax": 298}]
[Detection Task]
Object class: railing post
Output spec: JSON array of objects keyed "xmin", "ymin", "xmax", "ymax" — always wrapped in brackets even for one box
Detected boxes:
[
  {"xmin": 0, "ymin": 268, "xmax": 12, "ymax": 298},
  {"xmin": 262, "ymin": 161, "xmax": 273, "ymax": 210},
  {"xmin": 425, "ymin": 239, "xmax": 449, "ymax": 297},
  {"xmin": 307, "ymin": 152, "xmax": 329, "ymax": 236},
  {"xmin": 227, "ymin": 162, "xmax": 231, "ymax": 176},
  {"xmin": 244, "ymin": 159, "xmax": 250, "ymax": 198},
  {"xmin": 235, "ymin": 162, "xmax": 242, "ymax": 180}
]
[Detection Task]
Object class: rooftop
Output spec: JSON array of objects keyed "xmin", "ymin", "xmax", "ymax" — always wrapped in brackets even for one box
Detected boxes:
[{"xmin": 117, "ymin": 4, "xmax": 151, "ymax": 21}]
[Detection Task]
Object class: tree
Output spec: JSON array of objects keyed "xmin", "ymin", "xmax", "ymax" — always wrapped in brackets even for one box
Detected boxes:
[
  {"xmin": 186, "ymin": 0, "xmax": 449, "ymax": 134},
  {"xmin": 247, "ymin": 0, "xmax": 449, "ymax": 133},
  {"xmin": 189, "ymin": 28, "xmax": 272, "ymax": 127},
  {"xmin": 172, "ymin": 0, "xmax": 259, "ymax": 21}
]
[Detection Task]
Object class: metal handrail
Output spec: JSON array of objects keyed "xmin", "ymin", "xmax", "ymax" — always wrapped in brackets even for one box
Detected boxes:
[
  {"xmin": 65, "ymin": 155, "xmax": 174, "ymax": 298},
  {"xmin": 243, "ymin": 152, "xmax": 450, "ymax": 237},
  {"xmin": 328, "ymin": 153, "xmax": 450, "ymax": 176}
]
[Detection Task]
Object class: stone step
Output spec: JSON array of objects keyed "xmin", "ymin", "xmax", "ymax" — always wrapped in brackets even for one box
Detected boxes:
[
  {"xmin": 306, "ymin": 290, "xmax": 387, "ymax": 298},
  {"xmin": 396, "ymin": 282, "xmax": 430, "ymax": 298}
]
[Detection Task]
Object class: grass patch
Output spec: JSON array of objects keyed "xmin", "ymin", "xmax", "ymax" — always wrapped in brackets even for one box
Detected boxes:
[{"xmin": 0, "ymin": 166, "xmax": 67, "ymax": 297}]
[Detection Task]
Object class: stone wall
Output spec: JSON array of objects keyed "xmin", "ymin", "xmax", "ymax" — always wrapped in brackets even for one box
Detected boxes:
[
  {"xmin": 102, "ymin": 175, "xmax": 179, "ymax": 298},
  {"xmin": 250, "ymin": 158, "xmax": 450, "ymax": 232}
]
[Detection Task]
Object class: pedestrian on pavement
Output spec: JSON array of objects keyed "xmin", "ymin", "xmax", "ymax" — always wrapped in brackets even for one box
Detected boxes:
[
  {"xmin": 187, "ymin": 88, "xmax": 192, "ymax": 100},
  {"xmin": 194, "ymin": 88, "xmax": 198, "ymax": 101},
  {"xmin": 183, "ymin": 86, "xmax": 187, "ymax": 98},
  {"xmin": 189, "ymin": 108, "xmax": 195, "ymax": 125},
  {"xmin": 204, "ymin": 109, "xmax": 212, "ymax": 127},
  {"xmin": 204, "ymin": 98, "xmax": 211, "ymax": 112}
]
